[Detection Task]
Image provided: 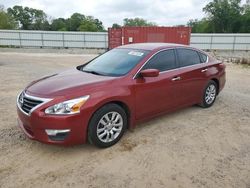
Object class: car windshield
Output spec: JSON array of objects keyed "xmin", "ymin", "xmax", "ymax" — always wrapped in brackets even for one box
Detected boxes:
[{"xmin": 81, "ymin": 48, "xmax": 150, "ymax": 77}]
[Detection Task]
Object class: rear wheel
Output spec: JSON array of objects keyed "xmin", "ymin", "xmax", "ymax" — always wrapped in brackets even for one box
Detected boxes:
[
  {"xmin": 200, "ymin": 80, "xmax": 217, "ymax": 108},
  {"xmin": 88, "ymin": 103, "xmax": 127, "ymax": 148}
]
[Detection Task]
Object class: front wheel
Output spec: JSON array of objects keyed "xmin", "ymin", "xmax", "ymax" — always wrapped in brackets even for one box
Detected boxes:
[
  {"xmin": 88, "ymin": 103, "xmax": 127, "ymax": 148},
  {"xmin": 200, "ymin": 80, "xmax": 217, "ymax": 108}
]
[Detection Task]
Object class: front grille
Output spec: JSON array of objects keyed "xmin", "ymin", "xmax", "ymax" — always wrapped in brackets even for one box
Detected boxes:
[
  {"xmin": 21, "ymin": 97, "xmax": 43, "ymax": 114},
  {"xmin": 18, "ymin": 92, "xmax": 43, "ymax": 114},
  {"xmin": 17, "ymin": 92, "xmax": 51, "ymax": 115}
]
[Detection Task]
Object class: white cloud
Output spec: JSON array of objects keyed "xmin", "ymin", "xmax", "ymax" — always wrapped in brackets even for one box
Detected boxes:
[{"xmin": 1, "ymin": 0, "xmax": 212, "ymax": 28}]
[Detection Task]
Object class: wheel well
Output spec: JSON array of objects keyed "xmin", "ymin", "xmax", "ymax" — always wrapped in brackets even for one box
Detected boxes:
[
  {"xmin": 100, "ymin": 101, "xmax": 131, "ymax": 128},
  {"xmin": 211, "ymin": 78, "xmax": 219, "ymax": 94},
  {"xmin": 87, "ymin": 101, "xmax": 131, "ymax": 141},
  {"xmin": 111, "ymin": 101, "xmax": 130, "ymax": 119}
]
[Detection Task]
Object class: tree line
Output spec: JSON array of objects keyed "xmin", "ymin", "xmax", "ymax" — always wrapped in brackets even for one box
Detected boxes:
[
  {"xmin": 188, "ymin": 0, "xmax": 250, "ymax": 33},
  {"xmin": 0, "ymin": 0, "xmax": 249, "ymax": 33},
  {"xmin": 0, "ymin": 5, "xmax": 105, "ymax": 31}
]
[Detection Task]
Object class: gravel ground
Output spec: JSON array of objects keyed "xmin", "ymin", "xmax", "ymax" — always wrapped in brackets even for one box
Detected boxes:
[{"xmin": 0, "ymin": 51, "xmax": 249, "ymax": 188}]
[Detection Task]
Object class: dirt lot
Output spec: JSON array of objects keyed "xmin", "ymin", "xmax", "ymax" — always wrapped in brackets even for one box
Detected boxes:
[{"xmin": 0, "ymin": 52, "xmax": 249, "ymax": 188}]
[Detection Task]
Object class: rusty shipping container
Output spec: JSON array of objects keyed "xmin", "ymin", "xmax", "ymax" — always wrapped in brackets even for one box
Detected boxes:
[{"xmin": 108, "ymin": 26, "xmax": 191, "ymax": 49}]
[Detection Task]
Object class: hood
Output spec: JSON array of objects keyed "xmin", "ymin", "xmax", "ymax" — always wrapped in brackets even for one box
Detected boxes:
[{"xmin": 25, "ymin": 68, "xmax": 116, "ymax": 97}]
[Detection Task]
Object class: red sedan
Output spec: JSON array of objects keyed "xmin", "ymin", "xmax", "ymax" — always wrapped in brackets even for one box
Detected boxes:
[{"xmin": 17, "ymin": 43, "xmax": 226, "ymax": 147}]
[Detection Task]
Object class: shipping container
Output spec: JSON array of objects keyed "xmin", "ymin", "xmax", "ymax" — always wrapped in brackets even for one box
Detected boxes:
[{"xmin": 108, "ymin": 26, "xmax": 191, "ymax": 49}]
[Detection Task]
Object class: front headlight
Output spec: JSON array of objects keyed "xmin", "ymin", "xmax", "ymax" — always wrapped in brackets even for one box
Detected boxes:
[{"xmin": 45, "ymin": 95, "xmax": 90, "ymax": 115}]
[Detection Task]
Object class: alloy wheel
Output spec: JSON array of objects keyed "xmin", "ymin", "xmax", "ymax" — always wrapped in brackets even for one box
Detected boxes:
[
  {"xmin": 205, "ymin": 84, "xmax": 216, "ymax": 105},
  {"xmin": 96, "ymin": 111, "xmax": 123, "ymax": 143}
]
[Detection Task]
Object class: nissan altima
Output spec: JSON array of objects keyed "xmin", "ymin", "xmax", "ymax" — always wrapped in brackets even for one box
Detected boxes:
[{"xmin": 17, "ymin": 43, "xmax": 226, "ymax": 148}]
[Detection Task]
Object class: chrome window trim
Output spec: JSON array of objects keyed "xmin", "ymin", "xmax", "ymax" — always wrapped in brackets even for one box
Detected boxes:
[
  {"xmin": 198, "ymin": 51, "xmax": 209, "ymax": 63},
  {"xmin": 204, "ymin": 55, "xmax": 209, "ymax": 63},
  {"xmin": 133, "ymin": 47, "xmax": 208, "ymax": 79},
  {"xmin": 17, "ymin": 91, "xmax": 52, "ymax": 116},
  {"xmin": 159, "ymin": 63, "xmax": 203, "ymax": 74}
]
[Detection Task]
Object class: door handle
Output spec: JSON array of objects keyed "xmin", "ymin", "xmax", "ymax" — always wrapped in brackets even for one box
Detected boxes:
[
  {"xmin": 171, "ymin": 76, "xmax": 181, "ymax": 81},
  {"xmin": 201, "ymin": 68, "xmax": 208, "ymax": 73}
]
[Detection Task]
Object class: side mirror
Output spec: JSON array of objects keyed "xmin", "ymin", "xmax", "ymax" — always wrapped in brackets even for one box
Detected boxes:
[{"xmin": 139, "ymin": 69, "xmax": 159, "ymax": 78}]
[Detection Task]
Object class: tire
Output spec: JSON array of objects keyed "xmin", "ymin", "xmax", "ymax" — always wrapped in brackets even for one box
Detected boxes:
[
  {"xmin": 88, "ymin": 103, "xmax": 127, "ymax": 148},
  {"xmin": 200, "ymin": 80, "xmax": 218, "ymax": 108}
]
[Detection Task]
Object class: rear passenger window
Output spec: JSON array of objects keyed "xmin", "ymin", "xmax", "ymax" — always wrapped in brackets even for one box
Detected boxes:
[
  {"xmin": 143, "ymin": 49, "xmax": 176, "ymax": 72},
  {"xmin": 176, "ymin": 48, "xmax": 201, "ymax": 67},
  {"xmin": 199, "ymin": 52, "xmax": 208, "ymax": 63}
]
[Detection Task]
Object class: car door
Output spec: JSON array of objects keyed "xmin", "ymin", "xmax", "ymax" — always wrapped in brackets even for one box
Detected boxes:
[
  {"xmin": 175, "ymin": 48, "xmax": 209, "ymax": 106},
  {"xmin": 133, "ymin": 49, "xmax": 181, "ymax": 120}
]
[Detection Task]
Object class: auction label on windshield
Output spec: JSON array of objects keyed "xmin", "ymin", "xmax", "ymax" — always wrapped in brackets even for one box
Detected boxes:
[{"xmin": 128, "ymin": 51, "xmax": 144, "ymax": 56}]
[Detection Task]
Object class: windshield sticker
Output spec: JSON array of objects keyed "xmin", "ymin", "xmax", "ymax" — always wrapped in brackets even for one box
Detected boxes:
[{"xmin": 128, "ymin": 51, "xmax": 144, "ymax": 57}]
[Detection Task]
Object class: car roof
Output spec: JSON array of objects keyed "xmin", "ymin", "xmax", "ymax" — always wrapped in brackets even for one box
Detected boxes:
[{"xmin": 117, "ymin": 43, "xmax": 188, "ymax": 51}]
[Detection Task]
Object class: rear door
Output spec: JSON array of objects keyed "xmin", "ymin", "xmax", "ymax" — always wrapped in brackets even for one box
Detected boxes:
[
  {"xmin": 175, "ymin": 48, "xmax": 209, "ymax": 105},
  {"xmin": 134, "ymin": 49, "xmax": 181, "ymax": 120}
]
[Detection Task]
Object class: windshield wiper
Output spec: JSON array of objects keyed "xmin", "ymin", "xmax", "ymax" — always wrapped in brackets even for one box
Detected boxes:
[{"xmin": 82, "ymin": 69, "xmax": 103, "ymax": 76}]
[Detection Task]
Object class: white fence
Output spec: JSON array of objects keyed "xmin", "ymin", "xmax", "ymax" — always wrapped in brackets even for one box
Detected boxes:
[
  {"xmin": 0, "ymin": 30, "xmax": 108, "ymax": 49},
  {"xmin": 0, "ymin": 30, "xmax": 250, "ymax": 51},
  {"xmin": 191, "ymin": 33, "xmax": 250, "ymax": 51}
]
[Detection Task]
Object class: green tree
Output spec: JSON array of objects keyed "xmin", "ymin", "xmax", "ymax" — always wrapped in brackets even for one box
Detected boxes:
[
  {"xmin": 77, "ymin": 16, "xmax": 104, "ymax": 31},
  {"xmin": 187, "ymin": 0, "xmax": 250, "ymax": 33},
  {"xmin": 7, "ymin": 5, "xmax": 49, "ymax": 30},
  {"xmin": 0, "ymin": 5, "xmax": 17, "ymax": 29},
  {"xmin": 203, "ymin": 0, "xmax": 243, "ymax": 33},
  {"xmin": 240, "ymin": 0, "xmax": 250, "ymax": 32},
  {"xmin": 187, "ymin": 19, "xmax": 213, "ymax": 33},
  {"xmin": 65, "ymin": 13, "xmax": 104, "ymax": 31},
  {"xmin": 67, "ymin": 13, "xmax": 85, "ymax": 31},
  {"xmin": 112, "ymin": 23, "xmax": 121, "ymax": 28},
  {"xmin": 93, "ymin": 18, "xmax": 104, "ymax": 31},
  {"xmin": 78, "ymin": 20, "xmax": 98, "ymax": 31},
  {"xmin": 51, "ymin": 18, "xmax": 67, "ymax": 31},
  {"xmin": 29, "ymin": 8, "xmax": 49, "ymax": 30},
  {"xmin": 123, "ymin": 18, "xmax": 157, "ymax": 26}
]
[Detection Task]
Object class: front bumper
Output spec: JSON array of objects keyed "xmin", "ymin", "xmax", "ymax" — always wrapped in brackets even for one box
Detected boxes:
[{"xmin": 17, "ymin": 105, "xmax": 89, "ymax": 146}]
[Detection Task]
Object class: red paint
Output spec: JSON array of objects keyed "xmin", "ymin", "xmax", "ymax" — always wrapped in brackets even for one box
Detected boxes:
[
  {"xmin": 140, "ymin": 69, "xmax": 159, "ymax": 77},
  {"xmin": 108, "ymin": 27, "xmax": 191, "ymax": 49},
  {"xmin": 17, "ymin": 43, "xmax": 226, "ymax": 146}
]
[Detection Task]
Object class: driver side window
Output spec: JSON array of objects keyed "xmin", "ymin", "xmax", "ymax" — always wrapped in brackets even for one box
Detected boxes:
[{"xmin": 142, "ymin": 49, "xmax": 176, "ymax": 72}]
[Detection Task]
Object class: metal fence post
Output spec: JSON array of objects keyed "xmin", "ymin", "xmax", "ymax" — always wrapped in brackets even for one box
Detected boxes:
[
  {"xmin": 104, "ymin": 33, "xmax": 107, "ymax": 49},
  {"xmin": 83, "ymin": 33, "xmax": 86, "ymax": 48},
  {"xmin": 41, "ymin": 32, "xmax": 44, "ymax": 48},
  {"xmin": 18, "ymin": 31, "xmax": 22, "ymax": 47},
  {"xmin": 62, "ymin": 33, "xmax": 65, "ymax": 48},
  {"xmin": 210, "ymin": 35, "xmax": 213, "ymax": 50},
  {"xmin": 232, "ymin": 35, "xmax": 236, "ymax": 51}
]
